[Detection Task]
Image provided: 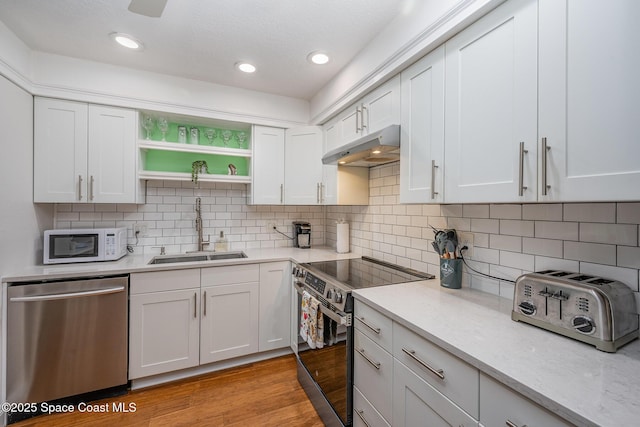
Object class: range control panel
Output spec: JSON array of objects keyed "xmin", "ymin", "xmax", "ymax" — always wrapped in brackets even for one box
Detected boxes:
[{"xmin": 292, "ymin": 265, "xmax": 349, "ymax": 312}]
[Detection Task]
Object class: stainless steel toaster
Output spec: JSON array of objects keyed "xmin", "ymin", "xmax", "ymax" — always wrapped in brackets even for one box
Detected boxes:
[{"xmin": 512, "ymin": 270, "xmax": 639, "ymax": 352}]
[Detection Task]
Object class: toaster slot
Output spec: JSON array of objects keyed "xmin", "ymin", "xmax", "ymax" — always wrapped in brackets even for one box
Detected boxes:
[
  {"xmin": 550, "ymin": 271, "xmax": 571, "ymax": 277},
  {"xmin": 571, "ymin": 275, "xmax": 594, "ymax": 282},
  {"xmin": 589, "ymin": 278, "xmax": 613, "ymax": 285}
]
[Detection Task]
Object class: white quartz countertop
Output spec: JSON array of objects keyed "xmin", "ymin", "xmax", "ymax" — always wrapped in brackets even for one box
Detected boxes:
[
  {"xmin": 1, "ymin": 247, "xmax": 359, "ymax": 283},
  {"xmin": 353, "ymin": 280, "xmax": 640, "ymax": 427}
]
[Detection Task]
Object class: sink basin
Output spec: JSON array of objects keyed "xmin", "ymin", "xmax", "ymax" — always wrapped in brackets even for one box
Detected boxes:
[{"xmin": 148, "ymin": 251, "xmax": 247, "ymax": 265}]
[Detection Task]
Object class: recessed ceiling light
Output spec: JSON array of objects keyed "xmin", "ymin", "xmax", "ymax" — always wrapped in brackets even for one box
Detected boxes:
[
  {"xmin": 338, "ymin": 161, "xmax": 346, "ymax": 164},
  {"xmin": 109, "ymin": 32, "xmax": 144, "ymax": 50},
  {"xmin": 236, "ymin": 62, "xmax": 256, "ymax": 73},
  {"xmin": 372, "ymin": 150, "xmax": 382, "ymax": 154},
  {"xmin": 307, "ymin": 51, "xmax": 330, "ymax": 65}
]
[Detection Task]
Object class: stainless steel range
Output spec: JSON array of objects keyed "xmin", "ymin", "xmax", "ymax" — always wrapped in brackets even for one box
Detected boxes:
[{"xmin": 292, "ymin": 256, "xmax": 434, "ymax": 427}]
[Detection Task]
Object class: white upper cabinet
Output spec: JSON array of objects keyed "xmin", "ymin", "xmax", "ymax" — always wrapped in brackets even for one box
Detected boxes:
[
  {"xmin": 399, "ymin": 45, "xmax": 445, "ymax": 204},
  {"xmin": 284, "ymin": 126, "xmax": 324, "ymax": 205},
  {"xmin": 34, "ymin": 97, "xmax": 138, "ymax": 203},
  {"xmin": 538, "ymin": 0, "xmax": 640, "ymax": 201},
  {"xmin": 251, "ymin": 125, "xmax": 285, "ymax": 204},
  {"xmin": 444, "ymin": 0, "xmax": 538, "ymax": 203}
]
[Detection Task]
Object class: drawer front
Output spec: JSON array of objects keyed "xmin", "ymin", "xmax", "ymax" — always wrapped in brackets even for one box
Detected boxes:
[
  {"xmin": 354, "ymin": 329, "xmax": 393, "ymax": 422},
  {"xmin": 354, "ymin": 386, "xmax": 391, "ymax": 427},
  {"xmin": 354, "ymin": 300, "xmax": 393, "ymax": 352},
  {"xmin": 393, "ymin": 359, "xmax": 479, "ymax": 427},
  {"xmin": 393, "ymin": 322, "xmax": 479, "ymax": 418},
  {"xmin": 201, "ymin": 264, "xmax": 259, "ymax": 286},
  {"xmin": 131, "ymin": 269, "xmax": 200, "ymax": 294},
  {"xmin": 480, "ymin": 373, "xmax": 574, "ymax": 427}
]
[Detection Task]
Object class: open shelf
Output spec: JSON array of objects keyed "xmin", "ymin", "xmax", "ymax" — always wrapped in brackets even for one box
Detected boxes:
[
  {"xmin": 138, "ymin": 140, "xmax": 251, "ymax": 157},
  {"xmin": 138, "ymin": 170, "xmax": 251, "ymax": 184}
]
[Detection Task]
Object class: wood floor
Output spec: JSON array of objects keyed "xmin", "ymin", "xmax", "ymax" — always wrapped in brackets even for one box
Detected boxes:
[{"xmin": 12, "ymin": 355, "xmax": 324, "ymax": 427}]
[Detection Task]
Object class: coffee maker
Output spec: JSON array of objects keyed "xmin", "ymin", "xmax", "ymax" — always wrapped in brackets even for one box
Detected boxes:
[{"xmin": 292, "ymin": 221, "xmax": 311, "ymax": 249}]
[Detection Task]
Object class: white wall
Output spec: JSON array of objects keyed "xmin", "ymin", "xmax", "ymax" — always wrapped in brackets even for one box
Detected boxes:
[{"xmin": 0, "ymin": 75, "xmax": 53, "ymax": 276}]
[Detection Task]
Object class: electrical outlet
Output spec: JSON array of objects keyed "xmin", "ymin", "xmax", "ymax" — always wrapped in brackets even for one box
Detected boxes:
[
  {"xmin": 133, "ymin": 224, "xmax": 148, "ymax": 237},
  {"xmin": 458, "ymin": 232, "xmax": 474, "ymax": 258}
]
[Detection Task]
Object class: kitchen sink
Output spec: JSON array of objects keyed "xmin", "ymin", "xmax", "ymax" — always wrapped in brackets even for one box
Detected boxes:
[{"xmin": 148, "ymin": 251, "xmax": 247, "ymax": 265}]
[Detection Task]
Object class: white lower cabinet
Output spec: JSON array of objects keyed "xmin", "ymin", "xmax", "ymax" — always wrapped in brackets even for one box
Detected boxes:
[
  {"xmin": 479, "ymin": 373, "xmax": 573, "ymax": 427},
  {"xmin": 130, "ymin": 262, "xmax": 288, "ymax": 380},
  {"xmin": 354, "ymin": 329, "xmax": 393, "ymax": 423},
  {"xmin": 354, "ymin": 386, "xmax": 391, "ymax": 427},
  {"xmin": 259, "ymin": 261, "xmax": 291, "ymax": 352},
  {"xmin": 129, "ymin": 270, "xmax": 201, "ymax": 379},
  {"xmin": 393, "ymin": 359, "xmax": 479, "ymax": 427}
]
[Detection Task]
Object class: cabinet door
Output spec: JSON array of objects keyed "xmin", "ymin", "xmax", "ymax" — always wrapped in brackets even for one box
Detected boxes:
[
  {"xmin": 87, "ymin": 105, "xmax": 137, "ymax": 203},
  {"xmin": 539, "ymin": 0, "xmax": 640, "ymax": 201},
  {"xmin": 354, "ymin": 330, "xmax": 393, "ymax": 423},
  {"xmin": 34, "ymin": 98, "xmax": 88, "ymax": 203},
  {"xmin": 259, "ymin": 261, "xmax": 291, "ymax": 351},
  {"xmin": 444, "ymin": 0, "xmax": 538, "ymax": 203},
  {"xmin": 324, "ymin": 118, "xmax": 341, "ymax": 154},
  {"xmin": 393, "ymin": 360, "xmax": 479, "ymax": 427},
  {"xmin": 200, "ymin": 283, "xmax": 259, "ymax": 364},
  {"xmin": 339, "ymin": 106, "xmax": 361, "ymax": 143},
  {"xmin": 284, "ymin": 126, "xmax": 323, "ymax": 205},
  {"xmin": 400, "ymin": 46, "xmax": 445, "ymax": 203},
  {"xmin": 251, "ymin": 125, "xmax": 285, "ymax": 204},
  {"xmin": 480, "ymin": 373, "xmax": 573, "ymax": 427},
  {"xmin": 129, "ymin": 289, "xmax": 200, "ymax": 379},
  {"xmin": 362, "ymin": 75, "xmax": 401, "ymax": 135}
]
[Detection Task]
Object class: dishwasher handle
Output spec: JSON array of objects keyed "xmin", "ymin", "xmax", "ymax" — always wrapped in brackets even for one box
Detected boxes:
[{"xmin": 9, "ymin": 286, "xmax": 125, "ymax": 302}]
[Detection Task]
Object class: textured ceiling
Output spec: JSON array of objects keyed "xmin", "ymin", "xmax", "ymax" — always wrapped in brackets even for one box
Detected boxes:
[{"xmin": 0, "ymin": 0, "xmax": 406, "ymax": 100}]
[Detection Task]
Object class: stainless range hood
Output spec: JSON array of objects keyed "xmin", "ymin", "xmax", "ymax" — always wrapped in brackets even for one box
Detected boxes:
[{"xmin": 322, "ymin": 124, "xmax": 400, "ymax": 167}]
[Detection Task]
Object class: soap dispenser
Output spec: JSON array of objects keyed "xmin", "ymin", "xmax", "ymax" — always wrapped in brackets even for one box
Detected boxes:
[{"xmin": 214, "ymin": 231, "xmax": 228, "ymax": 252}]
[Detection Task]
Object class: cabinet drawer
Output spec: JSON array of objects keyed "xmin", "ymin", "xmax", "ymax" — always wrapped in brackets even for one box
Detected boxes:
[
  {"xmin": 354, "ymin": 385, "xmax": 390, "ymax": 427},
  {"xmin": 354, "ymin": 300, "xmax": 393, "ymax": 352},
  {"xmin": 393, "ymin": 359, "xmax": 479, "ymax": 427},
  {"xmin": 201, "ymin": 264, "xmax": 259, "ymax": 286},
  {"xmin": 393, "ymin": 323, "xmax": 479, "ymax": 418},
  {"xmin": 354, "ymin": 329, "xmax": 393, "ymax": 423},
  {"xmin": 131, "ymin": 269, "xmax": 200, "ymax": 294},
  {"xmin": 480, "ymin": 373, "xmax": 573, "ymax": 427}
]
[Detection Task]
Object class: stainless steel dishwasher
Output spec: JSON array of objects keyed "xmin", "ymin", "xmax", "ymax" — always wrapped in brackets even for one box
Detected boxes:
[{"xmin": 7, "ymin": 275, "xmax": 129, "ymax": 406}]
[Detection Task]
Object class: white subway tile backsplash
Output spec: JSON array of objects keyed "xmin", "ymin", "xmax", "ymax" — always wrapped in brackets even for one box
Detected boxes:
[
  {"xmin": 490, "ymin": 235, "xmax": 522, "ymax": 252},
  {"xmin": 441, "ymin": 204, "xmax": 462, "ymax": 217},
  {"xmin": 474, "ymin": 247, "xmax": 500, "ymax": 264},
  {"xmin": 618, "ymin": 203, "xmax": 640, "ymax": 224},
  {"xmin": 463, "ymin": 204, "xmax": 489, "ymax": 218},
  {"xmin": 564, "ymin": 241, "xmax": 616, "ymax": 265},
  {"xmin": 470, "ymin": 275, "xmax": 500, "ymax": 294},
  {"xmin": 500, "ymin": 251, "xmax": 534, "ymax": 271},
  {"xmin": 535, "ymin": 221, "xmax": 579, "ymax": 241},
  {"xmin": 580, "ymin": 262, "xmax": 639, "ymax": 291},
  {"xmin": 564, "ymin": 203, "xmax": 615, "ymax": 223},
  {"xmin": 522, "ymin": 204, "xmax": 562, "ymax": 221},
  {"xmin": 471, "ymin": 218, "xmax": 499, "ymax": 234},
  {"xmin": 500, "ymin": 220, "xmax": 534, "ymax": 237},
  {"xmin": 490, "ymin": 204, "xmax": 522, "ymax": 219},
  {"xmin": 580, "ymin": 223, "xmax": 638, "ymax": 246},
  {"xmin": 534, "ymin": 256, "xmax": 579, "ymax": 272},
  {"xmin": 618, "ymin": 246, "xmax": 640, "ymax": 269},
  {"xmin": 522, "ymin": 237, "xmax": 563, "ymax": 258}
]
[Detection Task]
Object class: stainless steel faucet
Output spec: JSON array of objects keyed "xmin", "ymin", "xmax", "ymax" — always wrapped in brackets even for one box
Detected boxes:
[{"xmin": 195, "ymin": 197, "xmax": 210, "ymax": 251}]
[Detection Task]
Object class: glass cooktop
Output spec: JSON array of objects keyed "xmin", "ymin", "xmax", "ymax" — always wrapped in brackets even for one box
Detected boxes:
[{"xmin": 302, "ymin": 256, "xmax": 434, "ymax": 290}]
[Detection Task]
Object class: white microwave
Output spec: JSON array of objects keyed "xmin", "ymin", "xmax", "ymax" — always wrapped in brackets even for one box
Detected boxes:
[{"xmin": 43, "ymin": 227, "xmax": 128, "ymax": 264}]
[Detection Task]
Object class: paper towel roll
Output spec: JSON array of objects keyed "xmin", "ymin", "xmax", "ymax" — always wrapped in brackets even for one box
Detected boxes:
[{"xmin": 336, "ymin": 222, "xmax": 350, "ymax": 253}]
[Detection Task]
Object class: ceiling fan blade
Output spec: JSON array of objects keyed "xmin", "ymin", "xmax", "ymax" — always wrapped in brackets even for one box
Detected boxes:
[{"xmin": 128, "ymin": 0, "xmax": 168, "ymax": 18}]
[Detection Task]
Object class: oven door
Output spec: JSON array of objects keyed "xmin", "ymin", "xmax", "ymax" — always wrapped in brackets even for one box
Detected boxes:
[{"xmin": 294, "ymin": 283, "xmax": 353, "ymax": 426}]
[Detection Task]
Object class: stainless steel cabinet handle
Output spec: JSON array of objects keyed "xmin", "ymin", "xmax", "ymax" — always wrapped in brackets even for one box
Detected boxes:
[
  {"xmin": 280, "ymin": 184, "xmax": 283, "ymax": 204},
  {"xmin": 320, "ymin": 183, "xmax": 324, "ymax": 204},
  {"xmin": 203, "ymin": 291, "xmax": 207, "ymax": 316},
  {"xmin": 78, "ymin": 175, "xmax": 83, "ymax": 201},
  {"xmin": 356, "ymin": 316, "xmax": 381, "ymax": 334},
  {"xmin": 361, "ymin": 105, "xmax": 368, "ymax": 130},
  {"xmin": 355, "ymin": 409, "xmax": 371, "ymax": 427},
  {"xmin": 431, "ymin": 160, "xmax": 439, "ymax": 200},
  {"xmin": 402, "ymin": 348, "xmax": 445, "ymax": 379},
  {"xmin": 541, "ymin": 137, "xmax": 551, "ymax": 196},
  {"xmin": 89, "ymin": 175, "xmax": 95, "ymax": 201},
  {"xmin": 506, "ymin": 420, "xmax": 527, "ymax": 427},
  {"xmin": 518, "ymin": 141, "xmax": 528, "ymax": 197},
  {"xmin": 193, "ymin": 292, "xmax": 197, "ymax": 318},
  {"xmin": 355, "ymin": 348, "xmax": 380, "ymax": 370},
  {"xmin": 10, "ymin": 286, "xmax": 125, "ymax": 302},
  {"xmin": 316, "ymin": 183, "xmax": 320, "ymax": 204},
  {"xmin": 356, "ymin": 107, "xmax": 362, "ymax": 132}
]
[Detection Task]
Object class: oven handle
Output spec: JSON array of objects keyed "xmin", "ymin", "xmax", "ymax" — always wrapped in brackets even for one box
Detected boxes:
[{"xmin": 293, "ymin": 282, "xmax": 351, "ymax": 326}]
